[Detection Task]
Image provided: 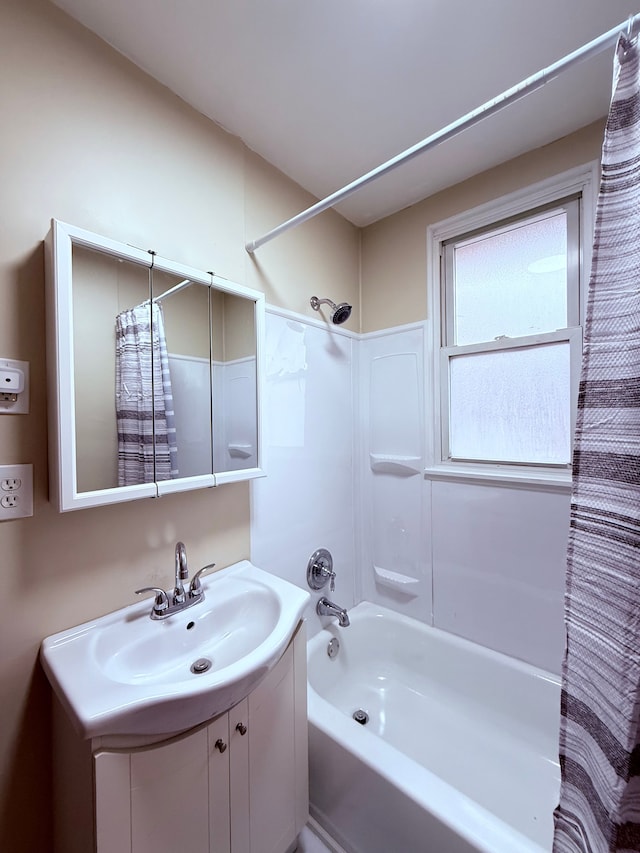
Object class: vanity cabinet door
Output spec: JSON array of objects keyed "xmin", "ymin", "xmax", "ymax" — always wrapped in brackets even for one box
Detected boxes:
[
  {"xmin": 95, "ymin": 725, "xmax": 213, "ymax": 853},
  {"xmin": 208, "ymin": 712, "xmax": 232, "ymax": 853},
  {"xmin": 247, "ymin": 633, "xmax": 306, "ymax": 853},
  {"xmin": 228, "ymin": 698, "xmax": 250, "ymax": 853},
  {"xmin": 94, "ymin": 750, "xmax": 132, "ymax": 853},
  {"xmin": 130, "ymin": 726, "xmax": 211, "ymax": 853}
]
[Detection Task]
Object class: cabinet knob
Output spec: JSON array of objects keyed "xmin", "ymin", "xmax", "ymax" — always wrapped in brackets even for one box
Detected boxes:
[
  {"xmin": 214, "ymin": 738, "xmax": 227, "ymax": 753},
  {"xmin": 235, "ymin": 722, "xmax": 247, "ymax": 736}
]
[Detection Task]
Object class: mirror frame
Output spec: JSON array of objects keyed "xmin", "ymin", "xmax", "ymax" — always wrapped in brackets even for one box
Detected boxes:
[{"xmin": 45, "ymin": 219, "xmax": 265, "ymax": 512}]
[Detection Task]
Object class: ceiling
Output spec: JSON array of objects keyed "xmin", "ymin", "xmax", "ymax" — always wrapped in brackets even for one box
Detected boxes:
[{"xmin": 51, "ymin": 0, "xmax": 637, "ymax": 228}]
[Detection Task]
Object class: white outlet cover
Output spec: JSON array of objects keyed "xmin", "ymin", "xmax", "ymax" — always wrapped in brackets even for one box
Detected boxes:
[
  {"xmin": 0, "ymin": 358, "xmax": 29, "ymax": 414},
  {"xmin": 0, "ymin": 464, "xmax": 33, "ymax": 520}
]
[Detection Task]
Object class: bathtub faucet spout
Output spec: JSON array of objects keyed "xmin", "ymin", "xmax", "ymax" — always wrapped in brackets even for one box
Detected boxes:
[{"xmin": 316, "ymin": 597, "xmax": 350, "ymax": 627}]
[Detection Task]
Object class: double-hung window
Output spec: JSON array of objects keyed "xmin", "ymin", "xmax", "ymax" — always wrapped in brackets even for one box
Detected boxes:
[{"xmin": 427, "ymin": 165, "xmax": 597, "ymax": 487}]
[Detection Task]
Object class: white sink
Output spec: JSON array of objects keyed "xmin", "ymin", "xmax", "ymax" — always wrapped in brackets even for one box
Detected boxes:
[{"xmin": 40, "ymin": 560, "xmax": 309, "ymax": 739}]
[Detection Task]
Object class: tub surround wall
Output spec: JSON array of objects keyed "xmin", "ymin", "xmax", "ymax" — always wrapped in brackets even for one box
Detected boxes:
[
  {"xmin": 358, "ymin": 324, "xmax": 569, "ymax": 673},
  {"xmin": 358, "ymin": 325, "xmax": 430, "ymax": 622},
  {"xmin": 254, "ymin": 315, "xmax": 569, "ymax": 671},
  {"xmin": 251, "ymin": 309, "xmax": 357, "ymax": 631},
  {"xmin": 431, "ymin": 481, "xmax": 569, "ymax": 671},
  {"xmin": 0, "ymin": 1, "xmax": 359, "ymax": 850}
]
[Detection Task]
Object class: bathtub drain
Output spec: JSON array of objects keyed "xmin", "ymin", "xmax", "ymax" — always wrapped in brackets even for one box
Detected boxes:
[
  {"xmin": 353, "ymin": 709, "xmax": 369, "ymax": 725},
  {"xmin": 327, "ymin": 637, "xmax": 340, "ymax": 659}
]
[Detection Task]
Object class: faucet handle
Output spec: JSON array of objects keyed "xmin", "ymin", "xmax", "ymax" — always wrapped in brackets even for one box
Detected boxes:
[
  {"xmin": 189, "ymin": 562, "xmax": 215, "ymax": 597},
  {"xmin": 319, "ymin": 562, "xmax": 336, "ymax": 592},
  {"xmin": 135, "ymin": 587, "xmax": 169, "ymax": 615},
  {"xmin": 307, "ymin": 548, "xmax": 336, "ymax": 591}
]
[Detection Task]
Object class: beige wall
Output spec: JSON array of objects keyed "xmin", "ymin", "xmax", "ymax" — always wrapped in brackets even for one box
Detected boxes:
[
  {"xmin": 0, "ymin": 1, "xmax": 359, "ymax": 850},
  {"xmin": 243, "ymin": 147, "xmax": 362, "ymax": 325},
  {"xmin": 360, "ymin": 119, "xmax": 605, "ymax": 332}
]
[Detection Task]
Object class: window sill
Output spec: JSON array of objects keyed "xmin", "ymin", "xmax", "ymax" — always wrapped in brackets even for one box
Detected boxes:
[{"xmin": 424, "ymin": 463, "xmax": 572, "ymax": 493}]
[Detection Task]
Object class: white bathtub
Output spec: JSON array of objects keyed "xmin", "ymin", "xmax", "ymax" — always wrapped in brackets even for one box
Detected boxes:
[{"xmin": 307, "ymin": 602, "xmax": 561, "ymax": 853}]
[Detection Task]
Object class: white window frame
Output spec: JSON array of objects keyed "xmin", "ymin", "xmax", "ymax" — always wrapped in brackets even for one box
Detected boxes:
[{"xmin": 425, "ymin": 162, "xmax": 599, "ymax": 492}]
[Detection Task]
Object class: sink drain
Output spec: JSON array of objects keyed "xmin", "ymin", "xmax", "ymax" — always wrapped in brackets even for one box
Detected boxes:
[
  {"xmin": 353, "ymin": 709, "xmax": 369, "ymax": 725},
  {"xmin": 190, "ymin": 657, "xmax": 212, "ymax": 674}
]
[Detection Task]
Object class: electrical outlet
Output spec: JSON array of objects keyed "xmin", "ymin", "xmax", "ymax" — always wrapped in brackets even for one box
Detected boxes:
[
  {"xmin": 0, "ymin": 464, "xmax": 33, "ymax": 520},
  {"xmin": 1, "ymin": 478, "xmax": 21, "ymax": 491}
]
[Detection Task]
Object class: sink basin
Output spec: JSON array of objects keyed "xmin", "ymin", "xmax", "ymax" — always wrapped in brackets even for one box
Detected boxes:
[
  {"xmin": 40, "ymin": 560, "xmax": 310, "ymax": 739},
  {"xmin": 94, "ymin": 581, "xmax": 281, "ymax": 686}
]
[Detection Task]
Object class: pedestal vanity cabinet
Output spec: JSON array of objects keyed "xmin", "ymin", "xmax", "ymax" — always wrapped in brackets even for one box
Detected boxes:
[
  {"xmin": 42, "ymin": 561, "xmax": 310, "ymax": 853},
  {"xmin": 52, "ymin": 626, "xmax": 307, "ymax": 853}
]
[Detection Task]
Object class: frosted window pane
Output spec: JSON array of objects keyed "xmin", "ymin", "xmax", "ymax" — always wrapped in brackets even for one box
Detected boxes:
[
  {"xmin": 454, "ymin": 212, "xmax": 567, "ymax": 345},
  {"xmin": 449, "ymin": 343, "xmax": 571, "ymax": 464}
]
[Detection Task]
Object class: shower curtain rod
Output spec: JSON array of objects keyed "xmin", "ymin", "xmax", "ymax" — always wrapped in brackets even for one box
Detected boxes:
[
  {"xmin": 245, "ymin": 13, "xmax": 640, "ymax": 254},
  {"xmin": 153, "ymin": 278, "xmax": 191, "ymax": 302}
]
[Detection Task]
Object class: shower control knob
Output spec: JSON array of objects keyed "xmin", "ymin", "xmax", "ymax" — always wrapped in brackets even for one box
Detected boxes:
[{"xmin": 307, "ymin": 548, "xmax": 335, "ymax": 591}]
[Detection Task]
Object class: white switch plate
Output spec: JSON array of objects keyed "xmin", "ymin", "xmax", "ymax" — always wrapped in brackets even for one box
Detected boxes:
[
  {"xmin": 0, "ymin": 358, "xmax": 29, "ymax": 414},
  {"xmin": 0, "ymin": 464, "xmax": 33, "ymax": 520}
]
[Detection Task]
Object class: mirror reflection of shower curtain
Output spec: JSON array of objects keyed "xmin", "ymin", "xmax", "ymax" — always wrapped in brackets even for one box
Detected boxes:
[{"xmin": 115, "ymin": 302, "xmax": 178, "ymax": 486}]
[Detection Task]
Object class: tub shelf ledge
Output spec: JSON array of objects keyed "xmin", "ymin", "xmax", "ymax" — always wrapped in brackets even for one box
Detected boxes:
[
  {"xmin": 373, "ymin": 565, "xmax": 420, "ymax": 596},
  {"xmin": 369, "ymin": 453, "xmax": 422, "ymax": 476}
]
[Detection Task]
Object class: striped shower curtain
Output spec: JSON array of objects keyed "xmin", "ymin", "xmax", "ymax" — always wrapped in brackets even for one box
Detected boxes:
[
  {"xmin": 553, "ymin": 34, "xmax": 640, "ymax": 853},
  {"xmin": 115, "ymin": 301, "xmax": 178, "ymax": 486}
]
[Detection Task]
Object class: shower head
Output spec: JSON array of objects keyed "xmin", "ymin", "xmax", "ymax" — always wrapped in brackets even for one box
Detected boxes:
[{"xmin": 310, "ymin": 296, "xmax": 352, "ymax": 325}]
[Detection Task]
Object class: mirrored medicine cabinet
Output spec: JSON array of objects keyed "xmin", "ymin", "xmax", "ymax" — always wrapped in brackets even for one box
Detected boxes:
[{"xmin": 45, "ymin": 219, "xmax": 265, "ymax": 512}]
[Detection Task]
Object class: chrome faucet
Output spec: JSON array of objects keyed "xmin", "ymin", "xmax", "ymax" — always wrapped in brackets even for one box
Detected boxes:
[
  {"xmin": 135, "ymin": 542, "xmax": 215, "ymax": 620},
  {"xmin": 173, "ymin": 541, "xmax": 188, "ymax": 605},
  {"xmin": 316, "ymin": 597, "xmax": 350, "ymax": 627}
]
